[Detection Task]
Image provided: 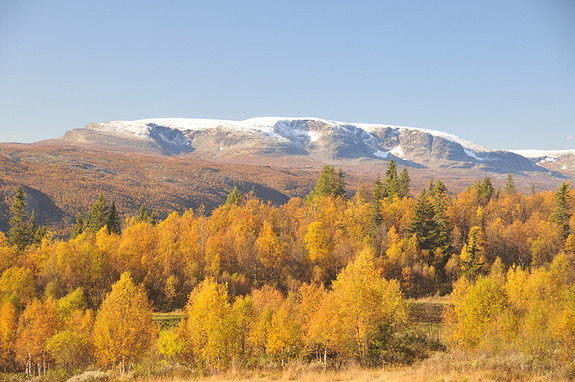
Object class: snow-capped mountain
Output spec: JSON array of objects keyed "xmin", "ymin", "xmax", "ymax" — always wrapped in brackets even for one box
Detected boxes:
[
  {"xmin": 59, "ymin": 117, "xmax": 547, "ymax": 174},
  {"xmin": 511, "ymin": 149, "xmax": 575, "ymax": 171}
]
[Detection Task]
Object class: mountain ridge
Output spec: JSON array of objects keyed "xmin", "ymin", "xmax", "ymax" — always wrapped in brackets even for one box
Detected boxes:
[{"xmin": 53, "ymin": 117, "xmax": 568, "ymax": 175}]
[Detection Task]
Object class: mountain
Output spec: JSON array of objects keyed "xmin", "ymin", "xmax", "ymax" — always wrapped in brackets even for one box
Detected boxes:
[
  {"xmin": 57, "ymin": 117, "xmax": 546, "ymax": 175},
  {"xmin": 511, "ymin": 149, "xmax": 575, "ymax": 173}
]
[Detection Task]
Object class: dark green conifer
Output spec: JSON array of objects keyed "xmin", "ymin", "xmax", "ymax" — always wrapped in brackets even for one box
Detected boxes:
[
  {"xmin": 86, "ymin": 194, "xmax": 108, "ymax": 234},
  {"xmin": 72, "ymin": 213, "xmax": 85, "ymax": 239},
  {"xmin": 397, "ymin": 168, "xmax": 411, "ymax": 198},
  {"xmin": 8, "ymin": 186, "xmax": 30, "ymax": 250},
  {"xmin": 311, "ymin": 165, "xmax": 346, "ymax": 198},
  {"xmin": 551, "ymin": 182, "xmax": 572, "ymax": 239},
  {"xmin": 105, "ymin": 202, "xmax": 122, "ymax": 235}
]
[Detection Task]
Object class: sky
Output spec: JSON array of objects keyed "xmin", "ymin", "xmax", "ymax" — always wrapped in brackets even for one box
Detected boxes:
[{"xmin": 0, "ymin": 1, "xmax": 573, "ymax": 150}]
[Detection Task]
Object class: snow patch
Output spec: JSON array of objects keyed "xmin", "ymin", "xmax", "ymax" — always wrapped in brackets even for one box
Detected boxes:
[
  {"xmin": 373, "ymin": 150, "xmax": 389, "ymax": 159},
  {"xmin": 464, "ymin": 148, "xmax": 484, "ymax": 161},
  {"xmin": 390, "ymin": 145, "xmax": 404, "ymax": 159},
  {"xmin": 562, "ymin": 166, "xmax": 567, "ymax": 170}
]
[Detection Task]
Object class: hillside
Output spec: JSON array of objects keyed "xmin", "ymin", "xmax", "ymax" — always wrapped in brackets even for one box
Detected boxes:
[{"xmin": 0, "ymin": 143, "xmax": 319, "ymax": 235}]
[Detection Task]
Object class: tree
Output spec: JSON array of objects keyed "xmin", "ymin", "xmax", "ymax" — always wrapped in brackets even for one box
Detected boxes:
[
  {"xmin": 225, "ymin": 186, "xmax": 244, "ymax": 206},
  {"xmin": 86, "ymin": 194, "xmax": 109, "ymax": 234},
  {"xmin": 0, "ymin": 302, "xmax": 18, "ymax": 372},
  {"xmin": 309, "ymin": 249, "xmax": 407, "ymax": 361},
  {"xmin": 312, "ymin": 165, "xmax": 346, "ymax": 198},
  {"xmin": 397, "ymin": 168, "xmax": 411, "ymax": 198},
  {"xmin": 0, "ymin": 266, "xmax": 36, "ymax": 307},
  {"xmin": 255, "ymin": 221, "xmax": 286, "ymax": 275},
  {"xmin": 504, "ymin": 174, "xmax": 516, "ymax": 195},
  {"xmin": 105, "ymin": 202, "xmax": 122, "ymax": 235},
  {"xmin": 92, "ymin": 273, "xmax": 156, "ymax": 373},
  {"xmin": 15, "ymin": 299, "xmax": 60, "ymax": 376},
  {"xmin": 46, "ymin": 330, "xmax": 90, "ymax": 372},
  {"xmin": 382, "ymin": 160, "xmax": 399, "ymax": 198},
  {"xmin": 71, "ymin": 213, "xmax": 85, "ymax": 239},
  {"xmin": 551, "ymin": 182, "xmax": 572, "ymax": 239},
  {"xmin": 460, "ymin": 227, "xmax": 487, "ymax": 280},
  {"xmin": 304, "ymin": 221, "xmax": 333, "ymax": 265},
  {"xmin": 178, "ymin": 278, "xmax": 235, "ymax": 371},
  {"xmin": 8, "ymin": 187, "xmax": 30, "ymax": 250}
]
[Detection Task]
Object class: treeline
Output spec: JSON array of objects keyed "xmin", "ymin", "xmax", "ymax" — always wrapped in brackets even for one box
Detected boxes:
[{"xmin": 0, "ymin": 162, "xmax": 574, "ymax": 377}]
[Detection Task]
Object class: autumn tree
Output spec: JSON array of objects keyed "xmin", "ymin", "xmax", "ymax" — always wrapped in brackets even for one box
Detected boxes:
[
  {"xmin": 0, "ymin": 302, "xmax": 18, "ymax": 372},
  {"xmin": 15, "ymin": 298, "xmax": 60, "ymax": 376},
  {"xmin": 92, "ymin": 272, "xmax": 156, "ymax": 373},
  {"xmin": 179, "ymin": 278, "xmax": 236, "ymax": 371}
]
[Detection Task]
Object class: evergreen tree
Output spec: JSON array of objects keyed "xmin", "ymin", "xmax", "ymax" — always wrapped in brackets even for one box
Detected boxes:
[
  {"xmin": 409, "ymin": 184, "xmax": 451, "ymax": 265},
  {"xmin": 369, "ymin": 175, "xmax": 384, "ymax": 230},
  {"xmin": 504, "ymin": 174, "xmax": 516, "ymax": 195},
  {"xmin": 225, "ymin": 186, "xmax": 244, "ymax": 206},
  {"xmin": 71, "ymin": 213, "xmax": 85, "ymax": 239},
  {"xmin": 459, "ymin": 226, "xmax": 486, "ymax": 280},
  {"xmin": 86, "ymin": 194, "xmax": 108, "ymax": 234},
  {"xmin": 551, "ymin": 182, "xmax": 572, "ymax": 239},
  {"xmin": 105, "ymin": 202, "xmax": 122, "ymax": 235},
  {"xmin": 382, "ymin": 160, "xmax": 398, "ymax": 198},
  {"xmin": 312, "ymin": 165, "xmax": 346, "ymax": 198},
  {"xmin": 8, "ymin": 187, "xmax": 30, "ymax": 250},
  {"xmin": 136, "ymin": 205, "xmax": 149, "ymax": 223},
  {"xmin": 397, "ymin": 168, "xmax": 411, "ymax": 198}
]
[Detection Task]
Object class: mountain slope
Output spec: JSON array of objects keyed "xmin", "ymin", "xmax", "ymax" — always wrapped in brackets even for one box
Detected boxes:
[{"xmin": 57, "ymin": 117, "xmax": 545, "ymax": 175}]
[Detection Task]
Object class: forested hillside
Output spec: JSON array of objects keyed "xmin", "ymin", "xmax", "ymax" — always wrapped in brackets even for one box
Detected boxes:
[{"xmin": 0, "ymin": 163, "xmax": 574, "ymax": 380}]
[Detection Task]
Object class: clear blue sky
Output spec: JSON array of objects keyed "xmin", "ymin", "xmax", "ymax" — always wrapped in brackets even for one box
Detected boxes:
[{"xmin": 0, "ymin": 0, "xmax": 573, "ymax": 149}]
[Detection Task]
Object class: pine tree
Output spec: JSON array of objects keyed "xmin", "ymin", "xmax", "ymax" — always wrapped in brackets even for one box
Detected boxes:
[
  {"xmin": 105, "ymin": 202, "xmax": 121, "ymax": 235},
  {"xmin": 551, "ymin": 182, "xmax": 572, "ymax": 239},
  {"xmin": 459, "ymin": 226, "xmax": 486, "ymax": 280},
  {"xmin": 8, "ymin": 187, "xmax": 30, "ymax": 250},
  {"xmin": 86, "ymin": 194, "xmax": 108, "ymax": 234}
]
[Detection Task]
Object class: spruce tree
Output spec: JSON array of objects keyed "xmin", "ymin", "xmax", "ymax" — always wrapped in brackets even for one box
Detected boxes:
[
  {"xmin": 397, "ymin": 168, "xmax": 411, "ymax": 198},
  {"xmin": 86, "ymin": 195, "xmax": 108, "ymax": 234},
  {"xmin": 382, "ymin": 160, "xmax": 398, "ymax": 198},
  {"xmin": 312, "ymin": 165, "xmax": 346, "ymax": 198},
  {"xmin": 551, "ymin": 182, "xmax": 572, "ymax": 239},
  {"xmin": 504, "ymin": 174, "xmax": 516, "ymax": 195},
  {"xmin": 72, "ymin": 214, "xmax": 85, "ymax": 239},
  {"xmin": 8, "ymin": 187, "xmax": 30, "ymax": 250},
  {"xmin": 136, "ymin": 205, "xmax": 149, "ymax": 223},
  {"xmin": 105, "ymin": 202, "xmax": 122, "ymax": 235},
  {"xmin": 225, "ymin": 186, "xmax": 244, "ymax": 206}
]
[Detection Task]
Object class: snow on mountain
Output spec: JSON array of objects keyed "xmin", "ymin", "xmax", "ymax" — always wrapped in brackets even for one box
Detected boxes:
[{"xmin": 62, "ymin": 117, "xmax": 546, "ymax": 174}]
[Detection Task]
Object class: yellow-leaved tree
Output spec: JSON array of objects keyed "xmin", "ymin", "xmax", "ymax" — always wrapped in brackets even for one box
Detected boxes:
[
  {"xmin": 15, "ymin": 298, "xmax": 60, "ymax": 376},
  {"xmin": 92, "ymin": 272, "xmax": 157, "ymax": 373},
  {"xmin": 309, "ymin": 248, "xmax": 407, "ymax": 361},
  {"xmin": 0, "ymin": 302, "xmax": 18, "ymax": 372},
  {"xmin": 178, "ymin": 278, "xmax": 236, "ymax": 372}
]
